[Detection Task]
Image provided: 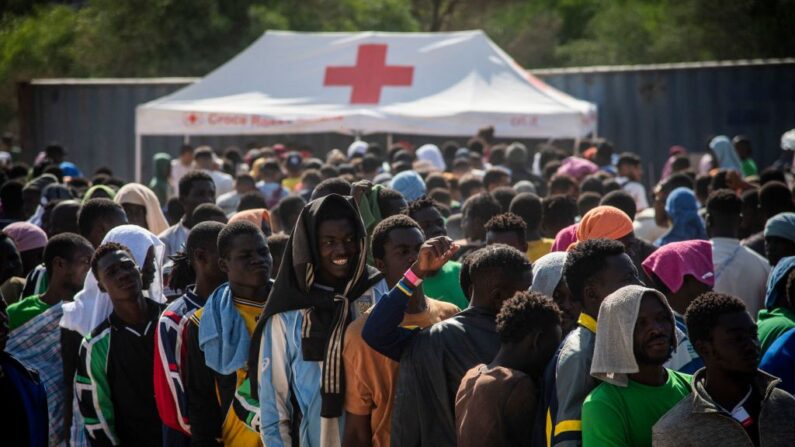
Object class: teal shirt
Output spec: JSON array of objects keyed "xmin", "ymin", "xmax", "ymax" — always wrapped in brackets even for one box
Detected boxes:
[
  {"xmin": 582, "ymin": 369, "xmax": 691, "ymax": 447},
  {"xmin": 758, "ymin": 307, "xmax": 795, "ymax": 355},
  {"xmin": 422, "ymin": 261, "xmax": 468, "ymax": 310}
]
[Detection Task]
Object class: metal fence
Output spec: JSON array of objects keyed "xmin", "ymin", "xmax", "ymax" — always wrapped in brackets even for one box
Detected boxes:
[{"xmin": 18, "ymin": 58, "xmax": 795, "ymax": 182}]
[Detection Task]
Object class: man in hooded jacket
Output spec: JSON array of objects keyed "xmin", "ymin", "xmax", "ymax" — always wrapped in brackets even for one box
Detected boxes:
[{"xmin": 250, "ymin": 194, "xmax": 383, "ymax": 447}]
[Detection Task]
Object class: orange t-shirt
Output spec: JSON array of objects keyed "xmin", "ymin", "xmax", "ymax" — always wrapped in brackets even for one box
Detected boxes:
[{"xmin": 343, "ymin": 298, "xmax": 460, "ymax": 447}]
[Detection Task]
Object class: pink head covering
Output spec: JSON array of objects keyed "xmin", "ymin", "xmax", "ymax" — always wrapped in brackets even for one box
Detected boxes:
[
  {"xmin": 3, "ymin": 222, "xmax": 48, "ymax": 252},
  {"xmin": 641, "ymin": 240, "xmax": 714, "ymax": 294},
  {"xmin": 557, "ymin": 156, "xmax": 598, "ymax": 181},
  {"xmin": 551, "ymin": 224, "xmax": 578, "ymax": 252}
]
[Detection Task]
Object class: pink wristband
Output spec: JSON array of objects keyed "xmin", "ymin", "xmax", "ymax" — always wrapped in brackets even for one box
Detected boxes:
[{"xmin": 404, "ymin": 268, "xmax": 423, "ymax": 287}]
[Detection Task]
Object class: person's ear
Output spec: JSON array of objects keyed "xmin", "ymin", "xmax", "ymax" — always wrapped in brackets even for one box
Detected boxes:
[
  {"xmin": 53, "ymin": 256, "xmax": 66, "ymax": 272},
  {"xmin": 97, "ymin": 279, "xmax": 107, "ymax": 293},
  {"xmin": 373, "ymin": 257, "xmax": 386, "ymax": 272},
  {"xmin": 218, "ymin": 256, "xmax": 229, "ymax": 274},
  {"xmin": 194, "ymin": 247, "xmax": 208, "ymax": 267}
]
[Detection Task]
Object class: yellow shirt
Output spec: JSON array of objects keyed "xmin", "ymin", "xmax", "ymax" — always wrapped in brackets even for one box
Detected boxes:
[
  {"xmin": 526, "ymin": 238, "xmax": 554, "ymax": 263},
  {"xmin": 220, "ymin": 299, "xmax": 266, "ymax": 447},
  {"xmin": 282, "ymin": 176, "xmax": 301, "ymax": 192}
]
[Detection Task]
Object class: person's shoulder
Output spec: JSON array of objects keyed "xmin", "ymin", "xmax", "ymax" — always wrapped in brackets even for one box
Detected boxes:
[
  {"xmin": 652, "ymin": 393, "xmax": 694, "ymax": 433},
  {"xmin": 84, "ymin": 319, "xmax": 113, "ymax": 344},
  {"xmin": 585, "ymin": 380, "xmax": 620, "ymax": 404},
  {"xmin": 557, "ymin": 327, "xmax": 587, "ymax": 365},
  {"xmin": 669, "ymin": 369, "xmax": 693, "ymax": 384},
  {"xmin": 427, "ymin": 298, "xmax": 461, "ymax": 320},
  {"xmin": 6, "ymin": 294, "xmax": 39, "ymax": 311}
]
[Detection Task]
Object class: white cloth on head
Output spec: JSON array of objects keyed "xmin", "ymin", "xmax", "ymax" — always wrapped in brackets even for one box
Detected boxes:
[
  {"xmin": 60, "ymin": 224, "xmax": 166, "ymax": 336},
  {"xmin": 114, "ymin": 183, "xmax": 169, "ymax": 235},
  {"xmin": 347, "ymin": 140, "xmax": 368, "ymax": 159},
  {"xmin": 529, "ymin": 252, "xmax": 567, "ymax": 297},
  {"xmin": 416, "ymin": 144, "xmax": 446, "ymax": 171},
  {"xmin": 590, "ymin": 285, "xmax": 675, "ymax": 387}
]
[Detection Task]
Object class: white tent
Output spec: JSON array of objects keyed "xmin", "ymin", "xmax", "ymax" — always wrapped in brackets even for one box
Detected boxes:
[{"xmin": 135, "ymin": 30, "xmax": 597, "ymax": 181}]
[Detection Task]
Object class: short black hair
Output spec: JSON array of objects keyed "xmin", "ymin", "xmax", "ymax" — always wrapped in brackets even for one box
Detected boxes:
[
  {"xmin": 78, "ymin": 199, "xmax": 125, "ymax": 238},
  {"xmin": 760, "ymin": 168, "xmax": 787, "ymax": 186},
  {"xmin": 0, "ymin": 180, "xmax": 24, "ymax": 213},
  {"xmin": 320, "ymin": 164, "xmax": 340, "ymax": 179},
  {"xmin": 300, "ymin": 169, "xmax": 322, "ymax": 187},
  {"xmin": 564, "ymin": 238, "xmax": 626, "ymax": 301},
  {"xmin": 483, "ymin": 167, "xmax": 510, "ymax": 189},
  {"xmin": 459, "ymin": 249, "xmax": 479, "ymax": 301},
  {"xmin": 267, "ymin": 233, "xmax": 290, "ymax": 261},
  {"xmin": 600, "ymin": 190, "xmax": 637, "ymax": 221},
  {"xmin": 760, "ymin": 181, "xmax": 795, "ymax": 217},
  {"xmin": 672, "ymin": 156, "xmax": 691, "ymax": 172},
  {"xmin": 469, "ymin": 244, "xmax": 531, "ymax": 288},
  {"xmin": 484, "ymin": 213, "xmax": 526, "ymax": 241},
  {"xmin": 706, "ymin": 189, "xmax": 741, "ymax": 218},
  {"xmin": 91, "ymin": 242, "xmax": 133, "ymax": 280},
  {"xmin": 660, "ymin": 173, "xmax": 694, "ymax": 195},
  {"xmin": 509, "ymin": 192, "xmax": 543, "ymax": 232},
  {"xmin": 277, "ymin": 196, "xmax": 307, "ymax": 229},
  {"xmin": 43, "ymin": 233, "xmax": 92, "ymax": 274},
  {"xmin": 549, "ymin": 174, "xmax": 578, "ymax": 196},
  {"xmin": 685, "ymin": 292, "xmax": 748, "ymax": 344},
  {"xmin": 459, "ymin": 175, "xmax": 483, "ymax": 200},
  {"xmin": 577, "ymin": 192, "xmax": 603, "ymax": 216},
  {"xmin": 580, "ymin": 175, "xmax": 605, "ymax": 195},
  {"xmin": 695, "ymin": 175, "xmax": 712, "ymax": 202},
  {"xmin": 617, "ymin": 152, "xmax": 641, "ymax": 168},
  {"xmin": 218, "ymin": 220, "xmax": 266, "ymax": 258},
  {"xmin": 424, "ymin": 173, "xmax": 449, "ymax": 191},
  {"xmin": 496, "ymin": 291, "xmax": 562, "ymax": 343},
  {"xmin": 235, "ymin": 174, "xmax": 256, "ymax": 188},
  {"xmin": 407, "ymin": 196, "xmax": 442, "ymax": 218},
  {"xmin": 371, "ymin": 214, "xmax": 423, "ymax": 260},
  {"xmin": 542, "ymin": 195, "xmax": 578, "ymax": 229},
  {"xmin": 179, "ymin": 144, "xmax": 194, "ymax": 155},
  {"xmin": 311, "ymin": 178, "xmax": 351, "ymax": 201},
  {"xmin": 238, "ymin": 191, "xmax": 267, "ymax": 211},
  {"xmin": 376, "ymin": 188, "xmax": 407, "ymax": 217},
  {"xmin": 491, "ymin": 186, "xmax": 517, "ymax": 213},
  {"xmin": 463, "ymin": 192, "xmax": 502, "ymax": 223},
  {"xmin": 361, "ymin": 154, "xmax": 380, "ymax": 173},
  {"xmin": 191, "ymin": 203, "xmax": 228, "ymax": 224},
  {"xmin": 178, "ymin": 170, "xmax": 214, "ymax": 198},
  {"xmin": 168, "ymin": 221, "xmax": 225, "ymax": 291},
  {"xmin": 428, "ymin": 189, "xmax": 452, "ymax": 212}
]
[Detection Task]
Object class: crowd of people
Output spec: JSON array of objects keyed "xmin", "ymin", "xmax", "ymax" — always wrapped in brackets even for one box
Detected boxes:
[{"xmin": 2, "ymin": 127, "xmax": 795, "ymax": 447}]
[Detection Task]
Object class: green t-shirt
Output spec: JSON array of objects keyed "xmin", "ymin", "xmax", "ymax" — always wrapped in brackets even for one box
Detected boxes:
[
  {"xmin": 7, "ymin": 294, "xmax": 50, "ymax": 331},
  {"xmin": 582, "ymin": 369, "xmax": 691, "ymax": 447},
  {"xmin": 423, "ymin": 261, "xmax": 468, "ymax": 310},
  {"xmin": 758, "ymin": 307, "xmax": 795, "ymax": 355},
  {"xmin": 741, "ymin": 158, "xmax": 758, "ymax": 178}
]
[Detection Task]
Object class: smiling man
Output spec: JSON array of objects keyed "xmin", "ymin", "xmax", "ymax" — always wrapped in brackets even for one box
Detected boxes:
[
  {"xmin": 582, "ymin": 285, "xmax": 691, "ymax": 447},
  {"xmin": 75, "ymin": 242, "xmax": 165, "ymax": 447},
  {"xmin": 251, "ymin": 194, "xmax": 383, "ymax": 447}
]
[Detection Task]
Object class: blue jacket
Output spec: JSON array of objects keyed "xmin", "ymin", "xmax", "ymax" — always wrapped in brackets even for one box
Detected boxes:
[{"xmin": 760, "ymin": 327, "xmax": 795, "ymax": 395}]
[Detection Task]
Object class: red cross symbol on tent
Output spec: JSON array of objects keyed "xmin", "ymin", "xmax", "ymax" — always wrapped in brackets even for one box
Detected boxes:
[{"xmin": 324, "ymin": 44, "xmax": 414, "ymax": 104}]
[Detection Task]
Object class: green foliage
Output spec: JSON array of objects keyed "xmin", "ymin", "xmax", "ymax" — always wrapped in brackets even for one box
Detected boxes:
[{"xmin": 0, "ymin": 0, "xmax": 793, "ymax": 129}]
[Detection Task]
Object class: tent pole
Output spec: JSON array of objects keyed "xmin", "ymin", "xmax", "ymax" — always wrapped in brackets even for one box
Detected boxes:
[
  {"xmin": 135, "ymin": 133, "xmax": 142, "ymax": 183},
  {"xmin": 387, "ymin": 133, "xmax": 393, "ymax": 149},
  {"xmin": 183, "ymin": 135, "xmax": 190, "ymax": 144}
]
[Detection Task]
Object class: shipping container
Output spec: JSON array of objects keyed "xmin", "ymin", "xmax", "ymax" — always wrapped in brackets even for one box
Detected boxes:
[{"xmin": 18, "ymin": 58, "xmax": 795, "ymax": 183}]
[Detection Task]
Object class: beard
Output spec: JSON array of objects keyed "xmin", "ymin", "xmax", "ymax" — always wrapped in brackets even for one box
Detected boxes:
[{"xmin": 633, "ymin": 335, "xmax": 674, "ymax": 366}]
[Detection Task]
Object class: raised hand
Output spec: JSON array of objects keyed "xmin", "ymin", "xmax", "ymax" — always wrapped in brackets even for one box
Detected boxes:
[{"xmin": 410, "ymin": 236, "xmax": 459, "ymax": 279}]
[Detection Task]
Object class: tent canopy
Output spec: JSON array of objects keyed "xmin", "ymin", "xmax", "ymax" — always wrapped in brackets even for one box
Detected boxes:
[
  {"xmin": 134, "ymin": 30, "xmax": 596, "ymax": 180},
  {"xmin": 136, "ymin": 30, "xmax": 596, "ymax": 138}
]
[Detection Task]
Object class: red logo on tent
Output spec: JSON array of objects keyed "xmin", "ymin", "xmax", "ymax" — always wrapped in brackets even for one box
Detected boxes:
[
  {"xmin": 183, "ymin": 112, "xmax": 203, "ymax": 126},
  {"xmin": 324, "ymin": 44, "xmax": 414, "ymax": 104}
]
